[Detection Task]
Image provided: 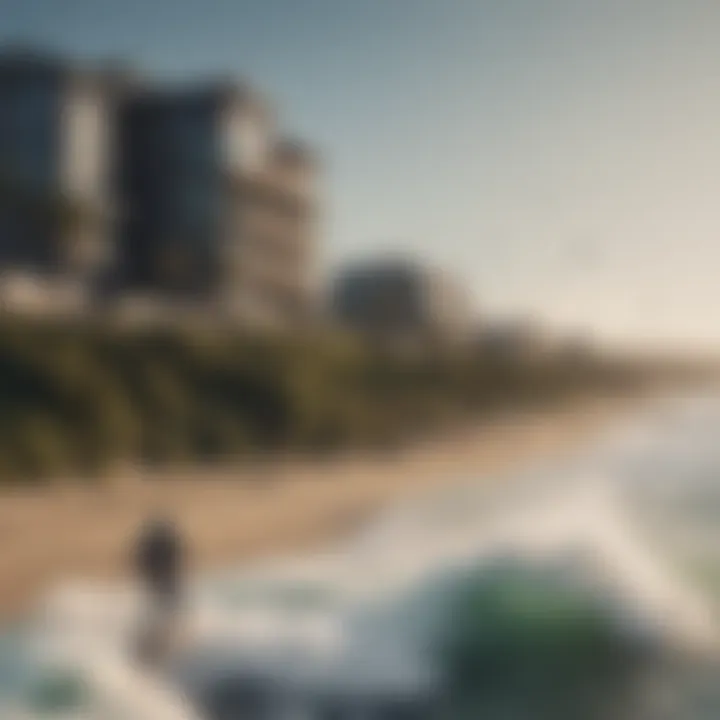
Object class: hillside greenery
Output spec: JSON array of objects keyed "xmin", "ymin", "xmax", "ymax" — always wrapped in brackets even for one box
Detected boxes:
[{"xmin": 0, "ymin": 316, "xmax": 673, "ymax": 484}]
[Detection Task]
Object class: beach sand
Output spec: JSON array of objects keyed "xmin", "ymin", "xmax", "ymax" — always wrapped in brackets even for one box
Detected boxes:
[{"xmin": 0, "ymin": 393, "xmax": 645, "ymax": 619}]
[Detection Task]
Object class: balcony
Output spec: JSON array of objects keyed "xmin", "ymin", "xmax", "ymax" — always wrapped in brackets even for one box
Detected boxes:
[{"xmin": 226, "ymin": 171, "xmax": 316, "ymax": 221}]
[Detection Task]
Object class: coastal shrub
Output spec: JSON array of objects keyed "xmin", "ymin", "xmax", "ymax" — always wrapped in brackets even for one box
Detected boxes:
[
  {"xmin": 75, "ymin": 379, "xmax": 142, "ymax": 474},
  {"xmin": 193, "ymin": 402, "xmax": 251, "ymax": 461},
  {"xmin": 4, "ymin": 414, "xmax": 73, "ymax": 483},
  {"xmin": 437, "ymin": 563, "xmax": 658, "ymax": 720},
  {"xmin": 0, "ymin": 319, "xmax": 658, "ymax": 483}
]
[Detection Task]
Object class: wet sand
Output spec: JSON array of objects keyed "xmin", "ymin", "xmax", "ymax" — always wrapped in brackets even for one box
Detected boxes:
[{"xmin": 0, "ymin": 393, "xmax": 646, "ymax": 619}]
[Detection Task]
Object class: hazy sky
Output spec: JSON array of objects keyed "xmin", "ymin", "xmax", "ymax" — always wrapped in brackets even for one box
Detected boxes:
[{"xmin": 3, "ymin": 0, "xmax": 720, "ymax": 348}]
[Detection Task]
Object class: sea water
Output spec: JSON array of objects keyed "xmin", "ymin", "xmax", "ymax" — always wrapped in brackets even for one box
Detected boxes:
[{"xmin": 4, "ymin": 390, "xmax": 720, "ymax": 718}]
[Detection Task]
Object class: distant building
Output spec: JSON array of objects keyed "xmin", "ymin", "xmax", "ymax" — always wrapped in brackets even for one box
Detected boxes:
[
  {"xmin": 0, "ymin": 48, "xmax": 117, "ymax": 294},
  {"xmin": 331, "ymin": 258, "xmax": 472, "ymax": 348},
  {"xmin": 475, "ymin": 318, "xmax": 556, "ymax": 360},
  {"xmin": 558, "ymin": 332, "xmax": 595, "ymax": 362},
  {"xmin": 117, "ymin": 81, "xmax": 318, "ymax": 330}
]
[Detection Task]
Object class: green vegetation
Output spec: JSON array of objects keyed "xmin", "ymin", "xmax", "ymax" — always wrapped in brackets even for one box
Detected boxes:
[
  {"xmin": 436, "ymin": 563, "xmax": 660, "ymax": 720},
  {"xmin": 26, "ymin": 669, "xmax": 89, "ymax": 714},
  {"xmin": 0, "ymin": 316, "xmax": 662, "ymax": 485}
]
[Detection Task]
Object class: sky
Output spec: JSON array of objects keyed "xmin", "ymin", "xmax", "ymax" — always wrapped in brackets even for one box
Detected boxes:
[{"xmin": 2, "ymin": 0, "xmax": 720, "ymax": 349}]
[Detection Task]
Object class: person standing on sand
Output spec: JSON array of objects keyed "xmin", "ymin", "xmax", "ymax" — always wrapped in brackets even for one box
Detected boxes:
[{"xmin": 134, "ymin": 515, "xmax": 185, "ymax": 664}]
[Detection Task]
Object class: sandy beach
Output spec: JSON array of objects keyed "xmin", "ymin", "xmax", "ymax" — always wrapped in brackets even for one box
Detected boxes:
[{"xmin": 0, "ymin": 393, "xmax": 646, "ymax": 619}]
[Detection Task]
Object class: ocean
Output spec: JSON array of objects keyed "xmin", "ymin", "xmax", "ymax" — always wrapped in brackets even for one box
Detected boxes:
[{"xmin": 3, "ymin": 390, "xmax": 720, "ymax": 718}]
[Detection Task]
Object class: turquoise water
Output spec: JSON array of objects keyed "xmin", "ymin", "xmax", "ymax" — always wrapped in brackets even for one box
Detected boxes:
[{"xmin": 0, "ymin": 628, "xmax": 30, "ymax": 697}]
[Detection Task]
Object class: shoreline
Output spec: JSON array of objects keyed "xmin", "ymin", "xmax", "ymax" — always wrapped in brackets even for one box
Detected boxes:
[{"xmin": 0, "ymin": 392, "xmax": 652, "ymax": 619}]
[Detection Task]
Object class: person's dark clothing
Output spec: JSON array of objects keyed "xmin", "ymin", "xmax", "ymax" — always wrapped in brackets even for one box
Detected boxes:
[{"xmin": 136, "ymin": 519, "xmax": 183, "ymax": 609}]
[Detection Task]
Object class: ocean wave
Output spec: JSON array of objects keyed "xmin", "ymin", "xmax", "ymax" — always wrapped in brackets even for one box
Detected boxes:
[{"xmin": 5, "ymin": 391, "xmax": 720, "ymax": 718}]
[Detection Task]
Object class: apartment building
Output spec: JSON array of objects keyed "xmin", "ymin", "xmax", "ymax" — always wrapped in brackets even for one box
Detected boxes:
[
  {"xmin": 331, "ymin": 258, "xmax": 472, "ymax": 348},
  {"xmin": 117, "ymin": 80, "xmax": 318, "ymax": 329},
  {"xmin": 0, "ymin": 47, "xmax": 319, "ymax": 328},
  {"xmin": 474, "ymin": 318, "xmax": 559, "ymax": 362},
  {"xmin": 0, "ymin": 48, "xmax": 117, "ymax": 297}
]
